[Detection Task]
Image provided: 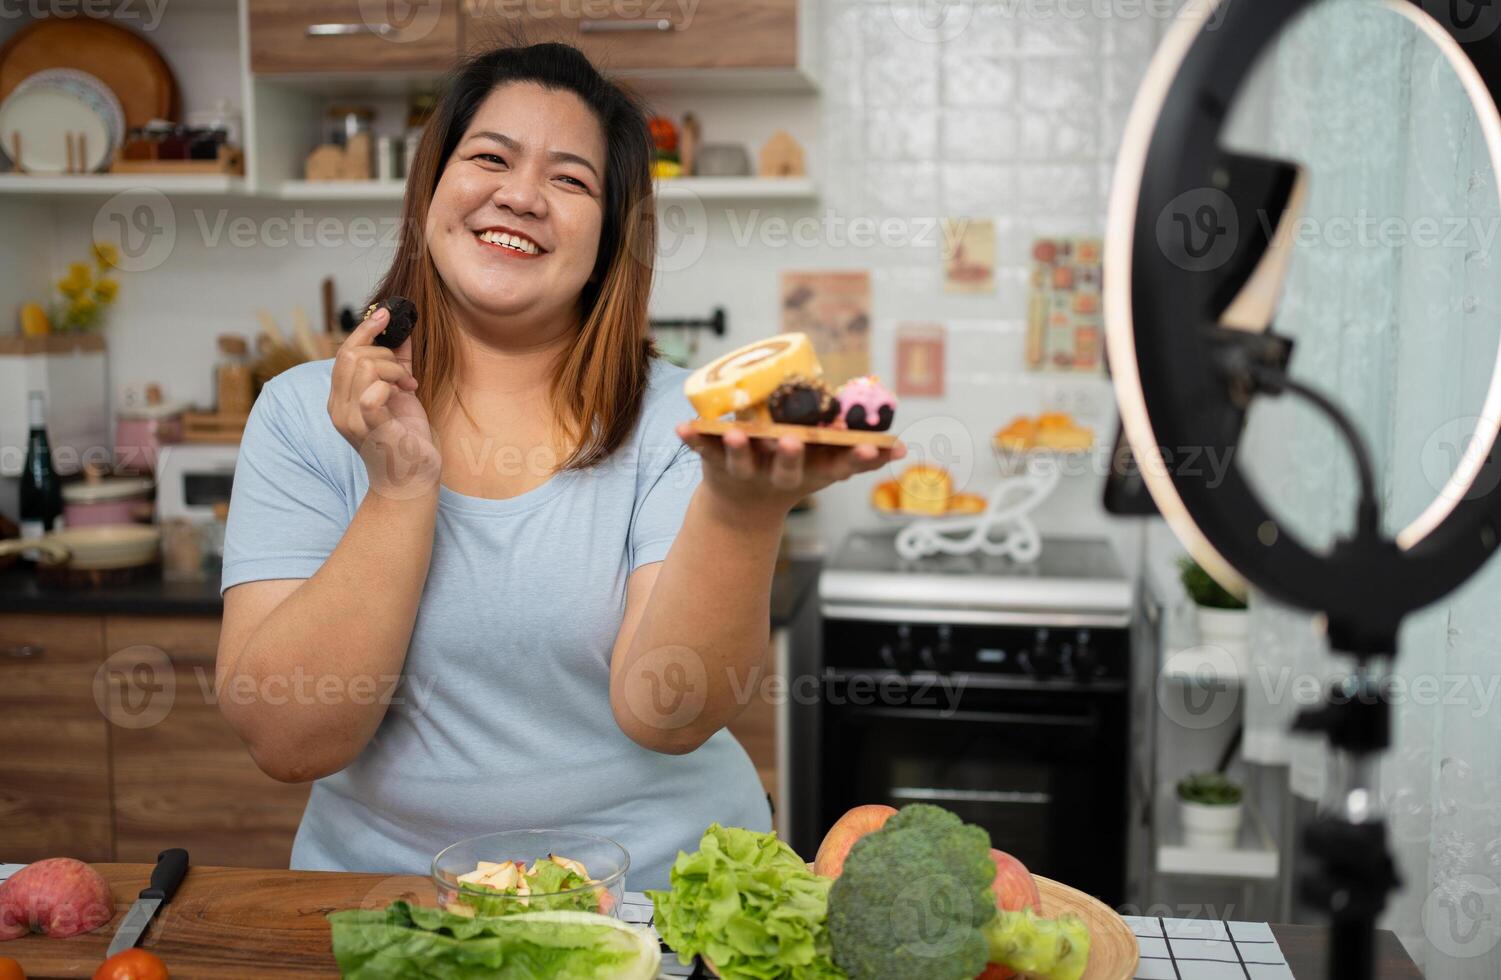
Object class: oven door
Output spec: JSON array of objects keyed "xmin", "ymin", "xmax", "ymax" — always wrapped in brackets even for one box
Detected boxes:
[{"xmin": 819, "ymin": 676, "xmax": 1128, "ymax": 904}]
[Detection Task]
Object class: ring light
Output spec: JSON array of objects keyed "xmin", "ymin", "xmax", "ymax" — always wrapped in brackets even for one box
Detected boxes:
[
  {"xmin": 1101, "ymin": 2, "xmax": 1501, "ymax": 977},
  {"xmin": 1105, "ymin": 0, "xmax": 1501, "ymax": 652}
]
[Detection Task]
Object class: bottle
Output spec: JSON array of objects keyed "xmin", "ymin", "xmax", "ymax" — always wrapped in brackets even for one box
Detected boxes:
[{"xmin": 19, "ymin": 391, "xmax": 63, "ymax": 537}]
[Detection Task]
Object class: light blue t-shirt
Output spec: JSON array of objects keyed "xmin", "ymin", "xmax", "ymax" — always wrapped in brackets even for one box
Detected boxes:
[{"xmin": 221, "ymin": 356, "xmax": 771, "ymax": 890}]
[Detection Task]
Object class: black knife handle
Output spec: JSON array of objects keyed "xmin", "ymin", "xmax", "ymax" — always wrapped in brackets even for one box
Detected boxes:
[{"xmin": 141, "ymin": 848, "xmax": 189, "ymax": 902}]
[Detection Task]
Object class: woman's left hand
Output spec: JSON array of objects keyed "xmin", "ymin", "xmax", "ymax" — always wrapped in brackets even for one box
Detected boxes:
[{"xmin": 675, "ymin": 423, "xmax": 908, "ymax": 524}]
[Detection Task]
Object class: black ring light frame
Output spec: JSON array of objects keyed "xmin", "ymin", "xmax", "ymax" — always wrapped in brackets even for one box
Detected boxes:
[
  {"xmin": 1107, "ymin": 0, "xmax": 1501, "ymax": 653},
  {"xmin": 1104, "ymin": 1, "xmax": 1501, "ymax": 977}
]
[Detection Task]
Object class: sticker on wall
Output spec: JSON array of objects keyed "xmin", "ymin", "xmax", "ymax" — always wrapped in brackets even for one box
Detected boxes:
[
  {"xmin": 1026, "ymin": 236, "xmax": 1103, "ymax": 374},
  {"xmin": 941, "ymin": 218, "xmax": 996, "ymax": 294},
  {"xmin": 780, "ymin": 270, "xmax": 871, "ymax": 387},
  {"xmin": 895, "ymin": 323, "xmax": 945, "ymax": 397}
]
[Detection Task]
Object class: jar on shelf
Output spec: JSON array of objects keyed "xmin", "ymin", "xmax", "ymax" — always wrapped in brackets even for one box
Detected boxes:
[{"xmin": 214, "ymin": 334, "xmax": 253, "ymax": 417}]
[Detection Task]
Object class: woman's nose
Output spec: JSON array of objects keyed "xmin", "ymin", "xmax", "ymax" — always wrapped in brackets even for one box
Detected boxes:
[{"xmin": 490, "ymin": 169, "xmax": 547, "ymax": 218}]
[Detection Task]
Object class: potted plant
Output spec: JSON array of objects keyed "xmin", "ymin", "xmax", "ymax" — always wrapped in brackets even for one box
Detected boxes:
[
  {"xmin": 1177, "ymin": 771, "xmax": 1244, "ymax": 849},
  {"xmin": 1178, "ymin": 555, "xmax": 1249, "ymax": 671}
]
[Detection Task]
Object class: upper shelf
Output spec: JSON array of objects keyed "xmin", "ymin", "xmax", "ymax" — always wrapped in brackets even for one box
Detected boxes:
[
  {"xmin": 0, "ymin": 174, "xmax": 819, "ymax": 204},
  {"xmin": 0, "ymin": 174, "xmax": 247, "ymax": 196}
]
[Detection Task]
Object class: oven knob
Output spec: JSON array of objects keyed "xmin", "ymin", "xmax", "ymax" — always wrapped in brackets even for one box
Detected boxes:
[
  {"xmin": 1023, "ymin": 636, "xmax": 1057, "ymax": 678},
  {"xmin": 894, "ymin": 636, "xmax": 917, "ymax": 673},
  {"xmin": 1072, "ymin": 632, "xmax": 1098, "ymax": 680}
]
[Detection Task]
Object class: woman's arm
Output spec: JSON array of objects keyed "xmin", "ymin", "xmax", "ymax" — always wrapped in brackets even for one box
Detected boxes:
[
  {"xmin": 217, "ymin": 308, "xmax": 441, "ymax": 782},
  {"xmin": 611, "ymin": 429, "xmax": 901, "ymax": 754},
  {"xmin": 609, "ymin": 490, "xmax": 782, "ymax": 755},
  {"xmin": 217, "ymin": 488, "xmax": 438, "ymax": 782}
]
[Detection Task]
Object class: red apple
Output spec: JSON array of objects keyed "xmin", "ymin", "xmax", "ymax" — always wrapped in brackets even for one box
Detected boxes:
[
  {"xmin": 976, "ymin": 849, "xmax": 1041, "ymax": 980},
  {"xmin": 0, "ymin": 858, "xmax": 113, "ymax": 940},
  {"xmin": 812, "ymin": 804, "xmax": 898, "ymax": 878}
]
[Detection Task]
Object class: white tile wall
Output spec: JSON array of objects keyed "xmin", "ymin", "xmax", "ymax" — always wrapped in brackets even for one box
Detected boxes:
[{"xmin": 19, "ymin": 0, "xmax": 1176, "ymax": 562}]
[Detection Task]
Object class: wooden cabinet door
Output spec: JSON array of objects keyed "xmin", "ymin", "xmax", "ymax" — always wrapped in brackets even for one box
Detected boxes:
[
  {"xmin": 249, "ymin": 0, "xmax": 461, "ymax": 74},
  {"xmin": 463, "ymin": 0, "xmax": 798, "ymax": 70},
  {"xmin": 104, "ymin": 617, "xmax": 311, "ymax": 869},
  {"xmin": 0, "ymin": 614, "xmax": 112, "ymax": 863}
]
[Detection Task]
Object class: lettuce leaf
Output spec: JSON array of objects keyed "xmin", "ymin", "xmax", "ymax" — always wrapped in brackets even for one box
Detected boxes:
[
  {"xmin": 328, "ymin": 901, "xmax": 658, "ymax": 979},
  {"xmin": 647, "ymin": 824, "xmax": 846, "ymax": 980}
]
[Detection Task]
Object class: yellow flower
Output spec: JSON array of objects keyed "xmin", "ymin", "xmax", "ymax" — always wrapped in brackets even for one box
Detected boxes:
[
  {"xmin": 92, "ymin": 241, "xmax": 120, "ymax": 269},
  {"xmin": 71, "ymin": 295, "xmax": 98, "ymax": 318},
  {"xmin": 94, "ymin": 278, "xmax": 119, "ymax": 302}
]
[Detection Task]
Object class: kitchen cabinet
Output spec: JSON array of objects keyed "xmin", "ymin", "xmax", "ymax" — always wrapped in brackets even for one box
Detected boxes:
[
  {"xmin": 0, "ymin": 612, "xmax": 308, "ymax": 868},
  {"xmin": 248, "ymin": 0, "xmax": 462, "ymax": 75},
  {"xmin": 0, "ymin": 615, "xmax": 112, "ymax": 863},
  {"xmin": 462, "ymin": 0, "xmax": 813, "ymax": 80},
  {"xmin": 102, "ymin": 617, "xmax": 311, "ymax": 868}
]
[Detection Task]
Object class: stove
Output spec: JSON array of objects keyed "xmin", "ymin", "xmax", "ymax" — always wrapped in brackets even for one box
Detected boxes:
[
  {"xmin": 790, "ymin": 532, "xmax": 1136, "ymax": 904},
  {"xmin": 819, "ymin": 531, "xmax": 1132, "ymax": 627}
]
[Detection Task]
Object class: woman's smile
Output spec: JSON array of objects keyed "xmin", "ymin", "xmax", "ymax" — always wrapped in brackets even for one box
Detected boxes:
[{"xmin": 473, "ymin": 224, "xmax": 548, "ymax": 258}]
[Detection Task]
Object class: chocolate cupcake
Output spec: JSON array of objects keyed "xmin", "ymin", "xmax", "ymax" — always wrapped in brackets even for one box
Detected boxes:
[{"xmin": 768, "ymin": 376, "xmax": 840, "ymax": 426}]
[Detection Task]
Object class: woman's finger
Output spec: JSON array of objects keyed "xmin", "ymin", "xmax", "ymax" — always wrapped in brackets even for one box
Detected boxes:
[
  {"xmin": 346, "ymin": 306, "xmax": 391, "ymax": 348},
  {"xmin": 722, "ymin": 428, "xmax": 758, "ymax": 480},
  {"xmin": 676, "ymin": 423, "xmax": 726, "ymax": 467},
  {"xmin": 358, "ymin": 378, "xmax": 396, "ymax": 431},
  {"xmin": 769, "ymin": 436, "xmax": 805, "ymax": 490}
]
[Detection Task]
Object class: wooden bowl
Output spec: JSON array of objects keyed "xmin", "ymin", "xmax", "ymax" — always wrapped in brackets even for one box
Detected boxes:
[
  {"xmin": 1034, "ymin": 875, "xmax": 1139, "ymax": 980},
  {"xmin": 703, "ymin": 874, "xmax": 1137, "ymax": 980}
]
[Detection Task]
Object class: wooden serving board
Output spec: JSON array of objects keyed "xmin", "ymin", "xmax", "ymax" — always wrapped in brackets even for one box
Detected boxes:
[
  {"xmin": 2, "ymin": 865, "xmax": 435, "ymax": 979},
  {"xmin": 689, "ymin": 418, "xmax": 899, "ymax": 449},
  {"xmin": 706, "ymin": 874, "xmax": 1137, "ymax": 980}
]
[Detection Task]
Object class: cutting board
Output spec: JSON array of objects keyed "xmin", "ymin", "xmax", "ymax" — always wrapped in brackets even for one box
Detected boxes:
[
  {"xmin": 0, "ymin": 19, "xmax": 177, "ymax": 130},
  {"xmin": 1, "ymin": 865, "xmax": 433, "ymax": 979}
]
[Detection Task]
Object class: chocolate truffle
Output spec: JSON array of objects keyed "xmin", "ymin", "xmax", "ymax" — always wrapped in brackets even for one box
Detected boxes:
[
  {"xmin": 767, "ymin": 376, "xmax": 840, "ymax": 426},
  {"xmin": 366, "ymin": 296, "xmax": 418, "ymax": 349}
]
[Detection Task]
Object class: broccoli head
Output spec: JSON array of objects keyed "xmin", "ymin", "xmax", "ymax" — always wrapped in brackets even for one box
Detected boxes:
[
  {"xmin": 827, "ymin": 804, "xmax": 997, "ymax": 980},
  {"xmin": 826, "ymin": 804, "xmax": 1092, "ymax": 980}
]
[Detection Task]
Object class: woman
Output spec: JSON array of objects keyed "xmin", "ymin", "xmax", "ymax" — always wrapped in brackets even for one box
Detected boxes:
[{"xmin": 216, "ymin": 42, "xmax": 901, "ymax": 890}]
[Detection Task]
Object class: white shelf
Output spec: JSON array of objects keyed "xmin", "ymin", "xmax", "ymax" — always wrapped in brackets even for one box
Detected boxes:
[
  {"xmin": 0, "ymin": 173, "xmax": 246, "ymax": 196},
  {"xmin": 272, "ymin": 176, "xmax": 818, "ymax": 204},
  {"xmin": 274, "ymin": 179, "xmax": 405, "ymax": 201},
  {"xmin": 655, "ymin": 176, "xmax": 817, "ymax": 201},
  {"xmin": 1155, "ymin": 788, "xmax": 1279, "ymax": 880},
  {"xmin": 1161, "ymin": 644, "xmax": 1249, "ymax": 685}
]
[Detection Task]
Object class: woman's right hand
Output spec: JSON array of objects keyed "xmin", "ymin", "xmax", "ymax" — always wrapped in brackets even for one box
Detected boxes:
[{"xmin": 330, "ymin": 307, "xmax": 442, "ymax": 499}]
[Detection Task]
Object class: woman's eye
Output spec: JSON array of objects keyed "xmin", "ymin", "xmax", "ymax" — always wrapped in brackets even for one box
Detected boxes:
[
  {"xmin": 556, "ymin": 175, "xmax": 587, "ymax": 189},
  {"xmin": 475, "ymin": 153, "xmax": 507, "ymax": 166}
]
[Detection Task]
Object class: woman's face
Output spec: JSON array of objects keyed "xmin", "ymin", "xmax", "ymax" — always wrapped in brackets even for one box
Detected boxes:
[{"xmin": 426, "ymin": 81, "xmax": 607, "ymax": 338}]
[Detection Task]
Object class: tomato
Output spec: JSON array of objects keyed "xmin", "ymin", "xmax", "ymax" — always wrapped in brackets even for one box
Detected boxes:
[
  {"xmin": 0, "ymin": 956, "xmax": 25, "ymax": 980},
  {"xmin": 93, "ymin": 948, "xmax": 168, "ymax": 980}
]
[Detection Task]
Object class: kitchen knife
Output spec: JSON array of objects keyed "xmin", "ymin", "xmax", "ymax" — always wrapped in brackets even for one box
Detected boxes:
[{"xmin": 105, "ymin": 848, "xmax": 189, "ymax": 958}]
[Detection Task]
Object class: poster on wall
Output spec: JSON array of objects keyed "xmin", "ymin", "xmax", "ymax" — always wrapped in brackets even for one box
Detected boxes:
[
  {"xmin": 1026, "ymin": 236, "xmax": 1104, "ymax": 374},
  {"xmin": 941, "ymin": 218, "xmax": 996, "ymax": 294},
  {"xmin": 895, "ymin": 323, "xmax": 945, "ymax": 397},
  {"xmin": 780, "ymin": 270, "xmax": 871, "ymax": 386}
]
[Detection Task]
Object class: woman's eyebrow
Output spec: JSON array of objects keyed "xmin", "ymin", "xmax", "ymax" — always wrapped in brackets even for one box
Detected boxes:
[{"xmin": 468, "ymin": 130, "xmax": 600, "ymax": 178}]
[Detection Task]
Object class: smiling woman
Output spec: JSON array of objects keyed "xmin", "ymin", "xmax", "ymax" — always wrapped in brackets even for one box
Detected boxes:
[{"xmin": 213, "ymin": 41, "xmax": 900, "ymax": 892}]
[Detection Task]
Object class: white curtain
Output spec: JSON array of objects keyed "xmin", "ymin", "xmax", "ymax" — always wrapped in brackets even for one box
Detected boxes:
[{"xmin": 1225, "ymin": 1, "xmax": 1501, "ymax": 975}]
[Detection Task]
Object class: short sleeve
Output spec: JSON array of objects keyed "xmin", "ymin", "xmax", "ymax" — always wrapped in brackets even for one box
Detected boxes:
[
  {"xmin": 221, "ymin": 373, "xmax": 353, "ymax": 593},
  {"xmin": 629, "ymin": 366, "xmax": 703, "ymax": 570}
]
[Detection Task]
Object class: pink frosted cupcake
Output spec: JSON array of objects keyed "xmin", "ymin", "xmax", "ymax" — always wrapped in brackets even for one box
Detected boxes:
[{"xmin": 836, "ymin": 375, "xmax": 897, "ymax": 431}]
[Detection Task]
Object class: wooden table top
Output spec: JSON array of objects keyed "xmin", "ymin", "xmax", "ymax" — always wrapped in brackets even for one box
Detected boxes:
[{"xmin": 1, "ymin": 865, "xmax": 1425, "ymax": 979}]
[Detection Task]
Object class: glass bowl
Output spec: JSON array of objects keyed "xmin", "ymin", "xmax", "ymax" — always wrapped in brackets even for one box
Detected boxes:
[{"xmin": 431, "ymin": 829, "xmax": 630, "ymax": 919}]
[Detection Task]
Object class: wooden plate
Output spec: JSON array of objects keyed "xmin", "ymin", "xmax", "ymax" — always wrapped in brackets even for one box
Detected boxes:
[
  {"xmin": 704, "ymin": 874, "xmax": 1137, "ymax": 980},
  {"xmin": 689, "ymin": 418, "xmax": 898, "ymax": 449},
  {"xmin": 0, "ymin": 19, "xmax": 177, "ymax": 130}
]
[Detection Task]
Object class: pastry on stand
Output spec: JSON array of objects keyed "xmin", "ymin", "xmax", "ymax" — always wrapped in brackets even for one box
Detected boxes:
[{"xmin": 684, "ymin": 333, "xmax": 899, "ymax": 447}]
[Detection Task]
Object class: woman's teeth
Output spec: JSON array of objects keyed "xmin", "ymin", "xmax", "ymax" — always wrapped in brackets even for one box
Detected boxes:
[{"xmin": 478, "ymin": 230, "xmax": 541, "ymax": 255}]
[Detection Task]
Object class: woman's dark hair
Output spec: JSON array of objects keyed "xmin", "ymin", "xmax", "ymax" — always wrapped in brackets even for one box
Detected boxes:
[{"xmin": 375, "ymin": 41, "xmax": 659, "ymax": 470}]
